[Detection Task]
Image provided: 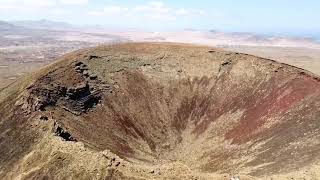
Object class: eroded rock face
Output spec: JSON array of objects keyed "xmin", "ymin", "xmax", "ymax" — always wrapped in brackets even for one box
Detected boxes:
[
  {"xmin": 54, "ymin": 123, "xmax": 77, "ymax": 141},
  {"xmin": 22, "ymin": 62, "xmax": 107, "ymax": 115},
  {"xmin": 1, "ymin": 43, "xmax": 320, "ymax": 180}
]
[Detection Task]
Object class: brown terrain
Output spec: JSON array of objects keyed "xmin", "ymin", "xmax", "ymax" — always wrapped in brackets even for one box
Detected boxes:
[
  {"xmin": 226, "ymin": 46, "xmax": 320, "ymax": 76},
  {"xmin": 1, "ymin": 43, "xmax": 320, "ymax": 179}
]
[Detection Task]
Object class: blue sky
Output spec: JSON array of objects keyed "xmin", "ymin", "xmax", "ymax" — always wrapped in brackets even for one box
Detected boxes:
[{"xmin": 0, "ymin": 0, "xmax": 319, "ymax": 36}]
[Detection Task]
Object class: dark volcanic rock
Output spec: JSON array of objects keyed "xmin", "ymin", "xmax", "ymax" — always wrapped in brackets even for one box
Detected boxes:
[{"xmin": 54, "ymin": 123, "xmax": 76, "ymax": 141}]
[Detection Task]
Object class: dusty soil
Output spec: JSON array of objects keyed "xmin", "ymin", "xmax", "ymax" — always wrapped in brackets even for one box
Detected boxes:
[
  {"xmin": 227, "ymin": 46, "xmax": 320, "ymax": 76},
  {"xmin": 1, "ymin": 43, "xmax": 320, "ymax": 180}
]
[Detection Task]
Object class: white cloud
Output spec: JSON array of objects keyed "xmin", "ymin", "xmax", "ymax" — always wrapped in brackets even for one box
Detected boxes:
[
  {"xmin": 0, "ymin": 0, "xmax": 89, "ymax": 12},
  {"xmin": 176, "ymin": 8, "xmax": 189, "ymax": 16},
  {"xmin": 150, "ymin": 14, "xmax": 176, "ymax": 21},
  {"xmin": 176, "ymin": 8, "xmax": 205, "ymax": 16},
  {"xmin": 134, "ymin": 1, "xmax": 170, "ymax": 14},
  {"xmin": 89, "ymin": 6, "xmax": 129, "ymax": 16},
  {"xmin": 0, "ymin": 0, "xmax": 56, "ymax": 9},
  {"xmin": 58, "ymin": 0, "xmax": 89, "ymax": 5},
  {"xmin": 50, "ymin": 8, "xmax": 69, "ymax": 15},
  {"xmin": 0, "ymin": 0, "xmax": 205, "ymax": 23},
  {"xmin": 88, "ymin": 1, "xmax": 205, "ymax": 22},
  {"xmin": 148, "ymin": 1, "xmax": 164, "ymax": 8},
  {"xmin": 0, "ymin": 0, "xmax": 92, "ymax": 20},
  {"xmin": 0, "ymin": 0, "xmax": 56, "ymax": 13}
]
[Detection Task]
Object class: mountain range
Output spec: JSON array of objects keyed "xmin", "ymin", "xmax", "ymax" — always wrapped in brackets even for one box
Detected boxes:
[{"xmin": 0, "ymin": 19, "xmax": 319, "ymax": 48}]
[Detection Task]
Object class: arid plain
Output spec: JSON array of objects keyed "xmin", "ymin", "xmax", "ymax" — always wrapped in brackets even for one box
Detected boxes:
[{"xmin": 1, "ymin": 21, "xmax": 320, "ymax": 89}]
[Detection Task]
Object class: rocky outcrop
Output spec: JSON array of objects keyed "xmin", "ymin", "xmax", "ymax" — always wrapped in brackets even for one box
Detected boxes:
[
  {"xmin": 18, "ymin": 61, "xmax": 110, "ymax": 116},
  {"xmin": 74, "ymin": 61, "xmax": 98, "ymax": 80},
  {"xmin": 54, "ymin": 123, "xmax": 77, "ymax": 141},
  {"xmin": 24, "ymin": 81, "xmax": 101, "ymax": 115},
  {"xmin": 62, "ymin": 82, "xmax": 101, "ymax": 115}
]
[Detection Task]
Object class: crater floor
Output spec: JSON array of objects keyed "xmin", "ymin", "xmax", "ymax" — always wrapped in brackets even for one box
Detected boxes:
[{"xmin": 1, "ymin": 43, "xmax": 320, "ymax": 179}]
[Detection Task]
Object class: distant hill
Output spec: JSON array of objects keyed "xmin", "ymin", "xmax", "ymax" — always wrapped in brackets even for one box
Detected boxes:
[
  {"xmin": 0, "ymin": 20, "xmax": 31, "ymax": 36},
  {"xmin": 11, "ymin": 19, "xmax": 75, "ymax": 30},
  {"xmin": 0, "ymin": 20, "xmax": 42, "ymax": 36},
  {"xmin": 0, "ymin": 21, "xmax": 20, "ymax": 31}
]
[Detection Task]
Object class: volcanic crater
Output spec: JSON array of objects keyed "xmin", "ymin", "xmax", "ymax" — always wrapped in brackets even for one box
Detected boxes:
[{"xmin": 1, "ymin": 43, "xmax": 320, "ymax": 179}]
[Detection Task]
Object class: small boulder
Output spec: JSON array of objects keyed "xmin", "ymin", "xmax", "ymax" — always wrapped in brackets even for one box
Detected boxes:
[
  {"xmin": 89, "ymin": 73, "xmax": 98, "ymax": 80},
  {"xmin": 74, "ymin": 61, "xmax": 83, "ymax": 66},
  {"xmin": 39, "ymin": 115, "xmax": 49, "ymax": 121},
  {"xmin": 83, "ymin": 70, "xmax": 89, "ymax": 77}
]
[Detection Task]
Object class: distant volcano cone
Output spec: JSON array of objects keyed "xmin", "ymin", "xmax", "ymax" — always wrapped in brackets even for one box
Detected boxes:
[{"xmin": 1, "ymin": 43, "xmax": 320, "ymax": 179}]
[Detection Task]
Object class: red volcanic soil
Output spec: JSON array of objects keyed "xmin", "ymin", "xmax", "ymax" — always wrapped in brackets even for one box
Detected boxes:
[
  {"xmin": 226, "ymin": 75, "xmax": 320, "ymax": 144},
  {"xmin": 0, "ymin": 43, "xmax": 320, "ymax": 179}
]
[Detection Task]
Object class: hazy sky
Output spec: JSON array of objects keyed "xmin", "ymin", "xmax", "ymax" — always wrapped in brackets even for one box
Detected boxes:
[{"xmin": 0, "ymin": 0, "xmax": 319, "ymax": 36}]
